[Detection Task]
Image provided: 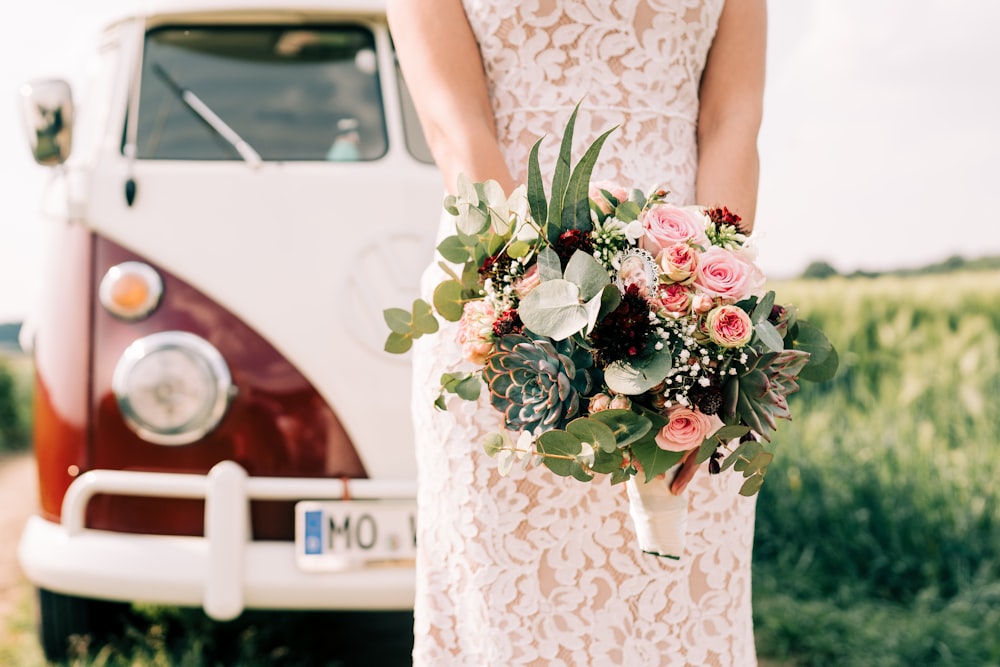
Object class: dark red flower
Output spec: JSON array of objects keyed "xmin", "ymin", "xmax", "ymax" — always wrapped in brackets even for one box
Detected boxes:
[
  {"xmin": 492, "ymin": 308, "xmax": 523, "ymax": 338},
  {"xmin": 554, "ymin": 229, "xmax": 594, "ymax": 267},
  {"xmin": 590, "ymin": 284, "xmax": 654, "ymax": 366},
  {"xmin": 706, "ymin": 206, "xmax": 744, "ymax": 233}
]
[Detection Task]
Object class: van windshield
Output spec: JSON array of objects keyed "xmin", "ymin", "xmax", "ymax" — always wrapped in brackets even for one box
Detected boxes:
[{"xmin": 134, "ymin": 25, "xmax": 389, "ymax": 162}]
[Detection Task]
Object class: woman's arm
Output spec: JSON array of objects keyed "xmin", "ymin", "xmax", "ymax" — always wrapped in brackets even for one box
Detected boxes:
[
  {"xmin": 694, "ymin": 0, "xmax": 767, "ymax": 233},
  {"xmin": 387, "ymin": 0, "xmax": 517, "ymax": 193}
]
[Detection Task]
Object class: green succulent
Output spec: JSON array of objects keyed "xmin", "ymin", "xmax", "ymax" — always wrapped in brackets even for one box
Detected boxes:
[
  {"xmin": 482, "ymin": 333, "xmax": 596, "ymax": 434},
  {"xmin": 725, "ymin": 348, "xmax": 811, "ymax": 441}
]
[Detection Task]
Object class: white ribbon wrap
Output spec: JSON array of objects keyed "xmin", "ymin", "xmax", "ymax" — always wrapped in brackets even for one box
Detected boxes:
[{"xmin": 625, "ymin": 465, "xmax": 688, "ymax": 559}]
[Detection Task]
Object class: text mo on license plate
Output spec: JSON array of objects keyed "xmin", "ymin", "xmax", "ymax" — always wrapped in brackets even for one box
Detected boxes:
[{"xmin": 295, "ymin": 500, "xmax": 416, "ymax": 570}]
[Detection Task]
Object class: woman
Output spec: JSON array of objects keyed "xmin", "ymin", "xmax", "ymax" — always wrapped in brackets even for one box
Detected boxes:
[{"xmin": 389, "ymin": 1, "xmax": 767, "ymax": 664}]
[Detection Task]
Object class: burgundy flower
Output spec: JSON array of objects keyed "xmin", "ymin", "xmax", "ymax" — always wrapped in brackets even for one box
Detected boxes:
[
  {"xmin": 492, "ymin": 308, "xmax": 523, "ymax": 338},
  {"xmin": 554, "ymin": 229, "xmax": 594, "ymax": 267},
  {"xmin": 590, "ymin": 284, "xmax": 654, "ymax": 365},
  {"xmin": 705, "ymin": 206, "xmax": 744, "ymax": 233}
]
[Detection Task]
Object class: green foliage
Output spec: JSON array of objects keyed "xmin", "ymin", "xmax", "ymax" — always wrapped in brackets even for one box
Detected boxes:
[
  {"xmin": 753, "ymin": 270, "xmax": 1000, "ymax": 665},
  {"xmin": 0, "ymin": 356, "xmax": 31, "ymax": 453}
]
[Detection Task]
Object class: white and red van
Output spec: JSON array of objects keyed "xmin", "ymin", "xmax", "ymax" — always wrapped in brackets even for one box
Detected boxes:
[{"xmin": 17, "ymin": 0, "xmax": 439, "ymax": 659}]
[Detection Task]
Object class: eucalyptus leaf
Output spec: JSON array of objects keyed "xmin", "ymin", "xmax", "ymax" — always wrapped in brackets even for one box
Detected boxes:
[
  {"xmin": 597, "ymin": 284, "xmax": 622, "ymax": 321},
  {"xmin": 456, "ymin": 203, "xmax": 489, "ymax": 236},
  {"xmin": 592, "ymin": 447, "xmax": 625, "ymax": 475},
  {"xmin": 582, "ymin": 291, "xmax": 605, "ymax": 335},
  {"xmin": 455, "ymin": 376, "xmax": 482, "ymax": 401},
  {"xmin": 564, "ymin": 250, "xmax": 611, "ymax": 301},
  {"xmin": 793, "ymin": 319, "xmax": 839, "ymax": 382},
  {"xmin": 538, "ymin": 246, "xmax": 563, "ymax": 281},
  {"xmin": 752, "ymin": 290, "xmax": 776, "ymax": 323},
  {"xmin": 412, "ymin": 300, "xmax": 439, "ymax": 335},
  {"xmin": 383, "ymin": 307, "xmax": 413, "ymax": 335},
  {"xmin": 587, "ymin": 409, "xmax": 652, "ymax": 448},
  {"xmin": 739, "ymin": 475, "xmax": 765, "ymax": 497},
  {"xmin": 630, "ymin": 438, "xmax": 685, "ymax": 482},
  {"xmin": 537, "ymin": 429, "xmax": 587, "ymax": 478},
  {"xmin": 432, "ymin": 280, "xmax": 465, "ymax": 322},
  {"xmin": 508, "ymin": 240, "xmax": 531, "ymax": 259},
  {"xmin": 603, "ymin": 349, "xmax": 674, "ymax": 395},
  {"xmin": 483, "ymin": 432, "xmax": 505, "ymax": 457},
  {"xmin": 443, "ymin": 194, "xmax": 459, "ymax": 216},
  {"xmin": 518, "ymin": 280, "xmax": 588, "ymax": 340},
  {"xmin": 437, "ymin": 236, "xmax": 470, "ymax": 264},
  {"xmin": 566, "ymin": 417, "xmax": 617, "ymax": 454},
  {"xmin": 615, "ymin": 200, "xmax": 642, "ymax": 222},
  {"xmin": 384, "ymin": 331, "xmax": 412, "ymax": 354},
  {"xmin": 754, "ymin": 319, "xmax": 785, "ymax": 352}
]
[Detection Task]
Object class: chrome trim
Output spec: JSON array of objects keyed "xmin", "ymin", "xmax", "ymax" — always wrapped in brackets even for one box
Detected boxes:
[{"xmin": 112, "ymin": 331, "xmax": 233, "ymax": 445}]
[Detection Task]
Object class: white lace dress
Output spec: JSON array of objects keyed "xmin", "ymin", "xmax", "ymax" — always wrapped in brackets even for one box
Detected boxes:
[{"xmin": 411, "ymin": 1, "xmax": 758, "ymax": 665}]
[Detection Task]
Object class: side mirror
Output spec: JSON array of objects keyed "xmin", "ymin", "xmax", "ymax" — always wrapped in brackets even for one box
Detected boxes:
[{"xmin": 19, "ymin": 79, "xmax": 74, "ymax": 166}]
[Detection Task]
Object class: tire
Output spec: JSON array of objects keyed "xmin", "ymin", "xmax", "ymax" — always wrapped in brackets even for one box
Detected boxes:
[{"xmin": 36, "ymin": 588, "xmax": 132, "ymax": 662}]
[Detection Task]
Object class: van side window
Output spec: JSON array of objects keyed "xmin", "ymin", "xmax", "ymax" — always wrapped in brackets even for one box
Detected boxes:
[
  {"xmin": 133, "ymin": 26, "xmax": 387, "ymax": 162},
  {"xmin": 394, "ymin": 56, "xmax": 434, "ymax": 165}
]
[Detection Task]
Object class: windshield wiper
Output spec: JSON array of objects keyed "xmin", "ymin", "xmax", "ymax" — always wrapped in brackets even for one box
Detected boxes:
[{"xmin": 152, "ymin": 63, "xmax": 262, "ymax": 167}]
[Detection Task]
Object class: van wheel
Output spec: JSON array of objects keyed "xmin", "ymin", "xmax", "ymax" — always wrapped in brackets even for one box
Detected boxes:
[{"xmin": 36, "ymin": 588, "xmax": 132, "ymax": 661}]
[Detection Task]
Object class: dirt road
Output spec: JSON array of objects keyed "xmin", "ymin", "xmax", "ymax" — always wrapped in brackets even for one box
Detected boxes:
[{"xmin": 0, "ymin": 453, "xmax": 37, "ymax": 626}]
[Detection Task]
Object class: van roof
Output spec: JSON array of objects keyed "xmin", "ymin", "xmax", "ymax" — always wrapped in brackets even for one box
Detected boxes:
[{"xmin": 112, "ymin": 0, "xmax": 386, "ymax": 24}]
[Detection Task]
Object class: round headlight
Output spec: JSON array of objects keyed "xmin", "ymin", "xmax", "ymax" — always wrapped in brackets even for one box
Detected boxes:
[
  {"xmin": 99, "ymin": 261, "xmax": 163, "ymax": 320},
  {"xmin": 112, "ymin": 331, "xmax": 233, "ymax": 446}
]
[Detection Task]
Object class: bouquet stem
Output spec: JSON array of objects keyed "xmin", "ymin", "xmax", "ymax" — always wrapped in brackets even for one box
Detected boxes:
[{"xmin": 625, "ymin": 465, "xmax": 688, "ymax": 559}]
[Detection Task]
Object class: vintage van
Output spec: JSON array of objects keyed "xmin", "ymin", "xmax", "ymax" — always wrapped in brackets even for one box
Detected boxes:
[{"xmin": 17, "ymin": 0, "xmax": 440, "ymax": 659}]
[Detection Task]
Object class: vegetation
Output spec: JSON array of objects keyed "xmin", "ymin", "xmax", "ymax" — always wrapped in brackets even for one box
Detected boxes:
[
  {"xmin": 752, "ymin": 270, "xmax": 1000, "ymax": 666},
  {"xmin": 2, "ymin": 265, "xmax": 999, "ymax": 665}
]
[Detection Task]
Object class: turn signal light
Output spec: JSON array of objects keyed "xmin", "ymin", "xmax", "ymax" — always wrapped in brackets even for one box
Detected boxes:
[{"xmin": 99, "ymin": 261, "xmax": 163, "ymax": 320}]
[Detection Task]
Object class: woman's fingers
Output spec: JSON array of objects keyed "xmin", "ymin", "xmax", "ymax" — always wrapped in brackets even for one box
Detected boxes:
[{"xmin": 670, "ymin": 448, "xmax": 700, "ymax": 495}]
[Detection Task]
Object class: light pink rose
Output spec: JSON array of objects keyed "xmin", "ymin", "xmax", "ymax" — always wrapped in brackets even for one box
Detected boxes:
[
  {"xmin": 589, "ymin": 393, "xmax": 612, "ymax": 413},
  {"xmin": 706, "ymin": 305, "xmax": 754, "ymax": 348},
  {"xmin": 640, "ymin": 204, "xmax": 710, "ymax": 256},
  {"xmin": 456, "ymin": 300, "xmax": 496, "ymax": 365},
  {"xmin": 692, "ymin": 293, "xmax": 715, "ymax": 314},
  {"xmin": 657, "ymin": 242, "xmax": 699, "ymax": 283},
  {"xmin": 694, "ymin": 246, "xmax": 766, "ymax": 302},
  {"xmin": 513, "ymin": 264, "xmax": 541, "ymax": 298},
  {"xmin": 609, "ymin": 395, "xmax": 632, "ymax": 410},
  {"xmin": 589, "ymin": 180, "xmax": 629, "ymax": 215},
  {"xmin": 654, "ymin": 405, "xmax": 724, "ymax": 453},
  {"xmin": 659, "ymin": 283, "xmax": 693, "ymax": 314}
]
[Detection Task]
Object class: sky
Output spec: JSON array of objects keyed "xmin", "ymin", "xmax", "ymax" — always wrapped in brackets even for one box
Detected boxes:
[{"xmin": 2, "ymin": 0, "xmax": 999, "ymax": 323}]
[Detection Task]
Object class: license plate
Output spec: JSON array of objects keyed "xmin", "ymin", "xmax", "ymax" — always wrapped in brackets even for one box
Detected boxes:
[{"xmin": 294, "ymin": 500, "xmax": 417, "ymax": 570}]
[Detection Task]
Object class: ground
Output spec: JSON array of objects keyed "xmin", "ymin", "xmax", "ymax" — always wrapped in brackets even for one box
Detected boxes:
[{"xmin": 0, "ymin": 452, "xmax": 36, "ymax": 638}]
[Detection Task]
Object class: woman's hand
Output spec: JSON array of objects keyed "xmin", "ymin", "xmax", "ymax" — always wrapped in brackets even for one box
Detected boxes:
[{"xmin": 669, "ymin": 448, "xmax": 700, "ymax": 495}]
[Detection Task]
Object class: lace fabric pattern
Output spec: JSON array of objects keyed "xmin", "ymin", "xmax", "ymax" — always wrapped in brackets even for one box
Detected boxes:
[{"xmin": 412, "ymin": 1, "xmax": 759, "ymax": 665}]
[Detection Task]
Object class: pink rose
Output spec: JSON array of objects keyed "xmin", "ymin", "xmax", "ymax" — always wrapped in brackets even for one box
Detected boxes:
[
  {"xmin": 692, "ymin": 293, "xmax": 714, "ymax": 314},
  {"xmin": 513, "ymin": 264, "xmax": 541, "ymax": 298},
  {"xmin": 694, "ymin": 246, "xmax": 765, "ymax": 302},
  {"xmin": 589, "ymin": 393, "xmax": 612, "ymax": 413},
  {"xmin": 657, "ymin": 242, "xmax": 699, "ymax": 283},
  {"xmin": 659, "ymin": 283, "xmax": 693, "ymax": 314},
  {"xmin": 589, "ymin": 180, "xmax": 629, "ymax": 215},
  {"xmin": 456, "ymin": 300, "xmax": 496, "ymax": 365},
  {"xmin": 654, "ymin": 405, "xmax": 724, "ymax": 453},
  {"xmin": 609, "ymin": 394, "xmax": 632, "ymax": 410},
  {"xmin": 706, "ymin": 305, "xmax": 754, "ymax": 348},
  {"xmin": 640, "ymin": 204, "xmax": 710, "ymax": 256}
]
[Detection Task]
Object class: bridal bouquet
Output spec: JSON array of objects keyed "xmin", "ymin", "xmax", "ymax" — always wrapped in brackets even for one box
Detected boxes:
[{"xmin": 385, "ymin": 107, "xmax": 837, "ymax": 558}]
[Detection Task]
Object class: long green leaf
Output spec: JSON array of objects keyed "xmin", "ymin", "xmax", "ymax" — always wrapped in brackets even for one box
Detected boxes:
[
  {"xmin": 561, "ymin": 126, "xmax": 617, "ymax": 231},
  {"xmin": 526, "ymin": 137, "xmax": 547, "ymax": 229},
  {"xmin": 546, "ymin": 103, "xmax": 580, "ymax": 242}
]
